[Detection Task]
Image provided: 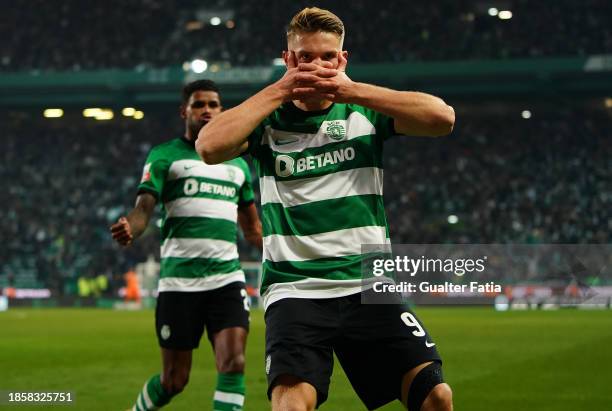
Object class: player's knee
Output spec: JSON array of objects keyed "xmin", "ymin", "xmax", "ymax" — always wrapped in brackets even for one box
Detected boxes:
[
  {"xmin": 272, "ymin": 395, "xmax": 314, "ymax": 411},
  {"xmin": 406, "ymin": 362, "xmax": 450, "ymax": 411},
  {"xmin": 271, "ymin": 376, "xmax": 317, "ymax": 411},
  {"xmin": 276, "ymin": 404, "xmax": 313, "ymax": 411},
  {"xmin": 217, "ymin": 353, "xmax": 245, "ymax": 373},
  {"xmin": 161, "ymin": 368, "xmax": 190, "ymax": 395},
  {"xmin": 421, "ymin": 383, "xmax": 452, "ymax": 411}
]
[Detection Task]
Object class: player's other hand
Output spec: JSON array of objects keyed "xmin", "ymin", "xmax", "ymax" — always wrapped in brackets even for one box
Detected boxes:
[
  {"xmin": 275, "ymin": 51, "xmax": 338, "ymax": 102},
  {"xmin": 110, "ymin": 216, "xmax": 134, "ymax": 246},
  {"xmin": 303, "ymin": 52, "xmax": 355, "ymax": 103}
]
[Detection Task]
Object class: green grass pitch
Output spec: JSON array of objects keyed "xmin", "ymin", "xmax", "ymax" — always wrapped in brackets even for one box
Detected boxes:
[{"xmin": 1, "ymin": 307, "xmax": 611, "ymax": 410}]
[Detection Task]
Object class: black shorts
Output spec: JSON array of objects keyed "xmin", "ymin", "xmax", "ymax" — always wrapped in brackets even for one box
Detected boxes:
[
  {"xmin": 155, "ymin": 281, "xmax": 249, "ymax": 350},
  {"xmin": 264, "ymin": 292, "xmax": 441, "ymax": 410}
]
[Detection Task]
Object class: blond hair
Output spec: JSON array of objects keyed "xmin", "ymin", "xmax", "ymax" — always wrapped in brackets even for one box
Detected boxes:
[{"xmin": 287, "ymin": 7, "xmax": 345, "ymax": 45}]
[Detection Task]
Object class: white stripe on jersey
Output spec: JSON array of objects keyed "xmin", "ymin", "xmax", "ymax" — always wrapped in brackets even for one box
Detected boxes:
[
  {"xmin": 161, "ymin": 238, "xmax": 238, "ymax": 260},
  {"xmin": 263, "ymin": 225, "xmax": 389, "ymax": 262},
  {"xmin": 164, "ymin": 197, "xmax": 238, "ymax": 221},
  {"xmin": 158, "ymin": 271, "xmax": 246, "ymax": 292},
  {"xmin": 260, "ymin": 167, "xmax": 383, "ymax": 208},
  {"xmin": 167, "ymin": 159, "xmax": 245, "ymax": 186}
]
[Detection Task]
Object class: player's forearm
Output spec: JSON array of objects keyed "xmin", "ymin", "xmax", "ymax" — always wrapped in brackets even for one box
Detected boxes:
[
  {"xmin": 348, "ymin": 83, "xmax": 455, "ymax": 137},
  {"xmin": 238, "ymin": 204, "xmax": 263, "ymax": 251},
  {"xmin": 196, "ymin": 85, "xmax": 285, "ymax": 164},
  {"xmin": 125, "ymin": 208, "xmax": 150, "ymax": 240},
  {"xmin": 245, "ymin": 230, "xmax": 263, "ymax": 252}
]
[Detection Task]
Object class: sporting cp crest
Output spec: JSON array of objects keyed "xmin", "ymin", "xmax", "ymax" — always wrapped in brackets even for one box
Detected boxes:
[{"xmin": 325, "ymin": 121, "xmax": 346, "ymax": 140}]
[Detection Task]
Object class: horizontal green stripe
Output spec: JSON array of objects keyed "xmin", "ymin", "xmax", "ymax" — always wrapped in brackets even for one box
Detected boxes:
[
  {"xmin": 162, "ymin": 176, "xmax": 240, "ymax": 203},
  {"xmin": 269, "ymin": 104, "xmax": 342, "ymax": 133},
  {"xmin": 260, "ymin": 250, "xmax": 395, "ymax": 294},
  {"xmin": 162, "ymin": 217, "xmax": 237, "ymax": 242},
  {"xmin": 260, "ymin": 255, "xmax": 363, "ymax": 293},
  {"xmin": 255, "ymin": 134, "xmax": 383, "ymax": 181},
  {"xmin": 160, "ymin": 257, "xmax": 241, "ymax": 278},
  {"xmin": 262, "ymin": 194, "xmax": 387, "ymax": 236},
  {"xmin": 212, "ymin": 401, "xmax": 240, "ymax": 411}
]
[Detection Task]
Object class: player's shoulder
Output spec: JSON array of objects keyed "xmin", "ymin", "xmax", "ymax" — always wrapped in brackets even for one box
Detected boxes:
[
  {"xmin": 342, "ymin": 103, "xmax": 380, "ymax": 119},
  {"xmin": 150, "ymin": 137, "xmax": 184, "ymax": 152},
  {"xmin": 147, "ymin": 138, "xmax": 187, "ymax": 160}
]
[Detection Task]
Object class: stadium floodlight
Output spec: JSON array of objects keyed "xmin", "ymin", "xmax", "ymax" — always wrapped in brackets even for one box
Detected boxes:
[
  {"xmin": 122, "ymin": 107, "xmax": 136, "ymax": 117},
  {"xmin": 83, "ymin": 108, "xmax": 102, "ymax": 117},
  {"xmin": 210, "ymin": 16, "xmax": 222, "ymax": 26},
  {"xmin": 498, "ymin": 10, "xmax": 513, "ymax": 19},
  {"xmin": 133, "ymin": 111, "xmax": 144, "ymax": 120},
  {"xmin": 521, "ymin": 110, "xmax": 532, "ymax": 119},
  {"xmin": 448, "ymin": 215, "xmax": 459, "ymax": 224},
  {"xmin": 43, "ymin": 108, "xmax": 63, "ymax": 118},
  {"xmin": 488, "ymin": 7, "xmax": 499, "ymax": 16},
  {"xmin": 94, "ymin": 109, "xmax": 114, "ymax": 120},
  {"xmin": 604, "ymin": 97, "xmax": 612, "ymax": 108},
  {"xmin": 190, "ymin": 59, "xmax": 208, "ymax": 73}
]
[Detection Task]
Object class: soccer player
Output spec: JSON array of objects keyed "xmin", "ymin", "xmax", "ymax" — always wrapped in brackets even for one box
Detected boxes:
[
  {"xmin": 196, "ymin": 8, "xmax": 455, "ymax": 411},
  {"xmin": 111, "ymin": 79, "xmax": 262, "ymax": 411}
]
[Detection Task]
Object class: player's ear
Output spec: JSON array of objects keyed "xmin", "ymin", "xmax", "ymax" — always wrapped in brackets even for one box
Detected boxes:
[
  {"xmin": 283, "ymin": 51, "xmax": 297, "ymax": 69},
  {"xmin": 282, "ymin": 50, "xmax": 290, "ymax": 67},
  {"xmin": 179, "ymin": 104, "xmax": 186, "ymax": 119},
  {"xmin": 338, "ymin": 51, "xmax": 348, "ymax": 71}
]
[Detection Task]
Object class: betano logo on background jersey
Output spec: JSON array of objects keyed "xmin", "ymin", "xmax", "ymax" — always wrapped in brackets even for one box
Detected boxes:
[
  {"xmin": 275, "ymin": 147, "xmax": 355, "ymax": 177},
  {"xmin": 183, "ymin": 178, "xmax": 236, "ymax": 197}
]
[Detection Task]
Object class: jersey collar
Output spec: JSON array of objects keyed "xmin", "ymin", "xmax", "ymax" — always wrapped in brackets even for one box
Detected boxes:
[{"xmin": 180, "ymin": 136, "xmax": 196, "ymax": 147}]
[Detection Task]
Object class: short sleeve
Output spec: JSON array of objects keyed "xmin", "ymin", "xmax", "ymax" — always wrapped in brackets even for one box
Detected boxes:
[
  {"xmin": 137, "ymin": 150, "xmax": 169, "ymax": 200},
  {"xmin": 238, "ymin": 163, "xmax": 255, "ymax": 206},
  {"xmin": 365, "ymin": 107, "xmax": 397, "ymax": 141},
  {"xmin": 246, "ymin": 119, "xmax": 270, "ymax": 158}
]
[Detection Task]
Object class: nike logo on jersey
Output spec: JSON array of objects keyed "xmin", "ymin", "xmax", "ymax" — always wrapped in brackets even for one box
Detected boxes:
[
  {"xmin": 275, "ymin": 138, "xmax": 299, "ymax": 146},
  {"xmin": 425, "ymin": 341, "xmax": 436, "ymax": 348},
  {"xmin": 184, "ymin": 165, "xmax": 197, "ymax": 170}
]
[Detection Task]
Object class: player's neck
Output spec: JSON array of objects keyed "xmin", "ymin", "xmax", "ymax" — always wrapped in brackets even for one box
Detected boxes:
[
  {"xmin": 293, "ymin": 99, "xmax": 333, "ymax": 112},
  {"xmin": 184, "ymin": 130, "xmax": 197, "ymax": 142},
  {"xmin": 182, "ymin": 133, "xmax": 197, "ymax": 146}
]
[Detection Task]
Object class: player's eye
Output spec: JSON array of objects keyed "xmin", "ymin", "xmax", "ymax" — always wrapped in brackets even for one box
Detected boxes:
[
  {"xmin": 299, "ymin": 54, "xmax": 311, "ymax": 62},
  {"xmin": 324, "ymin": 53, "xmax": 336, "ymax": 60},
  {"xmin": 192, "ymin": 101, "xmax": 205, "ymax": 108},
  {"xmin": 207, "ymin": 101, "xmax": 219, "ymax": 108}
]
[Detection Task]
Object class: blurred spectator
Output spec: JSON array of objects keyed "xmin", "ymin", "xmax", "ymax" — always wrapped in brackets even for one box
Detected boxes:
[
  {"xmin": 1, "ymin": 0, "xmax": 610, "ymax": 71},
  {"xmin": 384, "ymin": 108, "xmax": 611, "ymax": 244},
  {"xmin": 0, "ymin": 112, "xmax": 260, "ymax": 294},
  {"xmin": 123, "ymin": 268, "xmax": 140, "ymax": 303},
  {"xmin": 0, "ymin": 105, "xmax": 609, "ymax": 294}
]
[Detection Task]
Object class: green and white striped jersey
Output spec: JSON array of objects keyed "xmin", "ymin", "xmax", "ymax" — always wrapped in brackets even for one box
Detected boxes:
[
  {"xmin": 248, "ymin": 102, "xmax": 395, "ymax": 309},
  {"xmin": 138, "ymin": 137, "xmax": 254, "ymax": 292}
]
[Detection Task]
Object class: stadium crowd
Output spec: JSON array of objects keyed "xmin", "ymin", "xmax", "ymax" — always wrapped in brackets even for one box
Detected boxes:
[
  {"xmin": 1, "ymin": 0, "xmax": 610, "ymax": 71},
  {"xmin": 0, "ymin": 106, "xmax": 609, "ymax": 294}
]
